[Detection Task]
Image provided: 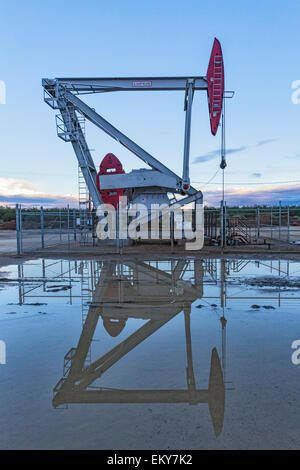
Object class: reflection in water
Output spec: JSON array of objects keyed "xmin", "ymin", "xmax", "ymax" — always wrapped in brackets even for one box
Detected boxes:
[
  {"xmin": 53, "ymin": 260, "xmax": 225, "ymax": 437},
  {"xmin": 2, "ymin": 256, "xmax": 299, "ymax": 448}
]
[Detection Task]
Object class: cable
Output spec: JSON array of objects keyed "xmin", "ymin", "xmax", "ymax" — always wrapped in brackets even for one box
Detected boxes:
[
  {"xmin": 221, "ymin": 96, "xmax": 226, "ymax": 203},
  {"xmin": 191, "ymin": 179, "xmax": 300, "ymax": 186},
  {"xmin": 201, "ymin": 167, "xmax": 221, "ymax": 189}
]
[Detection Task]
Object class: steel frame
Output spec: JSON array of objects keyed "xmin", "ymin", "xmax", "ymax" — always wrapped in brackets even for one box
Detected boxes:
[{"xmin": 42, "ymin": 73, "xmax": 209, "ymax": 208}]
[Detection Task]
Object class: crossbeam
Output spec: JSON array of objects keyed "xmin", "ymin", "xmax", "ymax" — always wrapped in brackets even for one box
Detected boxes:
[{"xmin": 43, "ymin": 76, "xmax": 207, "ymax": 94}]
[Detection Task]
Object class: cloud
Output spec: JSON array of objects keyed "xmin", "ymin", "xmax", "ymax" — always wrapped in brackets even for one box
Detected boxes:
[
  {"xmin": 193, "ymin": 138, "xmax": 279, "ymax": 165},
  {"xmin": 193, "ymin": 146, "xmax": 248, "ymax": 164},
  {"xmin": 203, "ymin": 184, "xmax": 300, "ymax": 206},
  {"xmin": 0, "ymin": 178, "xmax": 77, "ymax": 207},
  {"xmin": 250, "ymin": 173, "xmax": 262, "ymax": 178},
  {"xmin": 0, "ymin": 178, "xmax": 39, "ymax": 197},
  {"xmin": 193, "ymin": 150, "xmax": 219, "ymax": 164},
  {"xmin": 255, "ymin": 138, "xmax": 279, "ymax": 147}
]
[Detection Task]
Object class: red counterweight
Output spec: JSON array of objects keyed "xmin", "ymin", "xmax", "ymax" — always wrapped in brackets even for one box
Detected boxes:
[
  {"xmin": 96, "ymin": 153, "xmax": 125, "ymax": 208},
  {"xmin": 207, "ymin": 38, "xmax": 225, "ymax": 136}
]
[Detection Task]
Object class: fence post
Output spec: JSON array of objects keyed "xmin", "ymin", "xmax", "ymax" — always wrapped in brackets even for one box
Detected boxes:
[
  {"xmin": 16, "ymin": 204, "xmax": 21, "ymax": 254},
  {"xmin": 170, "ymin": 210, "xmax": 174, "ymax": 252},
  {"xmin": 270, "ymin": 207, "xmax": 273, "ymax": 239},
  {"xmin": 220, "ymin": 200, "xmax": 224, "ymax": 248},
  {"xmin": 92, "ymin": 209, "xmax": 96, "ymax": 247},
  {"xmin": 279, "ymin": 201, "xmax": 282, "ymax": 242},
  {"xmin": 40, "ymin": 206, "xmax": 45, "ymax": 248},
  {"xmin": 59, "ymin": 208, "xmax": 62, "ymax": 241},
  {"xmin": 116, "ymin": 204, "xmax": 120, "ymax": 251},
  {"xmin": 257, "ymin": 207, "xmax": 260, "ymax": 239},
  {"xmin": 67, "ymin": 205, "xmax": 70, "ymax": 246},
  {"xmin": 287, "ymin": 206, "xmax": 290, "ymax": 243},
  {"xmin": 19, "ymin": 205, "xmax": 23, "ymax": 252},
  {"xmin": 73, "ymin": 209, "xmax": 77, "ymax": 241}
]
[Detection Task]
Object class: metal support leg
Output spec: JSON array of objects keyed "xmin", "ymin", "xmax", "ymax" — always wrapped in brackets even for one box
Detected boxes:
[
  {"xmin": 182, "ymin": 80, "xmax": 194, "ymax": 191},
  {"xmin": 57, "ymin": 96, "xmax": 102, "ymax": 208}
]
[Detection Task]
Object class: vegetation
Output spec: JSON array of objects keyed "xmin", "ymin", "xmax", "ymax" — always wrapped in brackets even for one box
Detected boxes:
[
  {"xmin": 0, "ymin": 206, "xmax": 79, "ymax": 230},
  {"xmin": 0, "ymin": 207, "xmax": 16, "ymax": 224}
]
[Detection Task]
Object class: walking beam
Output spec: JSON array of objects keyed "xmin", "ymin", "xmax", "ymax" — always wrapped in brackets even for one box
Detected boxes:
[{"xmin": 43, "ymin": 76, "xmax": 207, "ymax": 94}]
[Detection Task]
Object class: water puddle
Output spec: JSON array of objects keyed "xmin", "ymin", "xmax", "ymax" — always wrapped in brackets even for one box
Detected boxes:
[{"xmin": 0, "ymin": 257, "xmax": 299, "ymax": 449}]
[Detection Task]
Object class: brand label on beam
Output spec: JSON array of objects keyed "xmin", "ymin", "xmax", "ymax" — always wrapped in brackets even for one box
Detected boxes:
[{"xmin": 132, "ymin": 81, "xmax": 152, "ymax": 87}]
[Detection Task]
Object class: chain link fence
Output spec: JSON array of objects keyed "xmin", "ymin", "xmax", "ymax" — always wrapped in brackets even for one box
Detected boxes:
[
  {"xmin": 225, "ymin": 206, "xmax": 300, "ymax": 245},
  {"xmin": 15, "ymin": 205, "xmax": 96, "ymax": 253},
  {"xmin": 204, "ymin": 205, "xmax": 300, "ymax": 246},
  {"xmin": 14, "ymin": 204, "xmax": 300, "ymax": 253}
]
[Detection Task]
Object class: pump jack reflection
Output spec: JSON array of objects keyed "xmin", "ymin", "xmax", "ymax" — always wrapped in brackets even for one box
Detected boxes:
[{"xmin": 53, "ymin": 259, "xmax": 226, "ymax": 437}]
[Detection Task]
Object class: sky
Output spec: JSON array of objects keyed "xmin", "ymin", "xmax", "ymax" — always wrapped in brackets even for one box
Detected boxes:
[{"xmin": 0, "ymin": 0, "xmax": 300, "ymax": 207}]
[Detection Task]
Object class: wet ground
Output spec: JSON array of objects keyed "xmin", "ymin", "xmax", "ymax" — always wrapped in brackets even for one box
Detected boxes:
[
  {"xmin": 0, "ymin": 231, "xmax": 19, "ymax": 254},
  {"xmin": 0, "ymin": 257, "xmax": 300, "ymax": 449}
]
